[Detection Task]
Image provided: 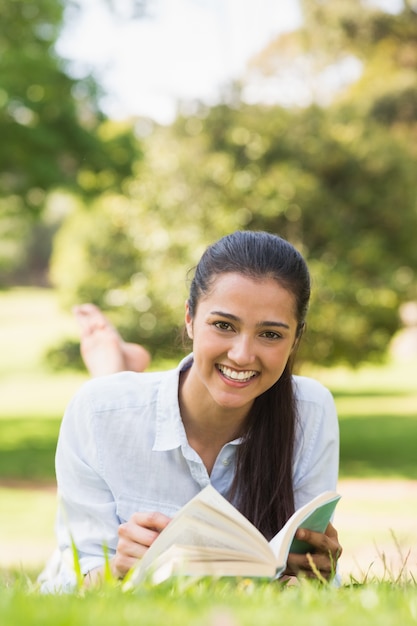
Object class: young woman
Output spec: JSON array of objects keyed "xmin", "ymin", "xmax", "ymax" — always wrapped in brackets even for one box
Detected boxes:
[{"xmin": 41, "ymin": 230, "xmax": 341, "ymax": 591}]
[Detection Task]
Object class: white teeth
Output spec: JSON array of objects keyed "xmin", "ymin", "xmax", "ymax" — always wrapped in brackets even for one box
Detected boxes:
[{"xmin": 217, "ymin": 364, "xmax": 257, "ymax": 381}]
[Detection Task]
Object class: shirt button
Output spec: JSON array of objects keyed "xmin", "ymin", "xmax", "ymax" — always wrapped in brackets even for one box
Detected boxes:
[{"xmin": 222, "ymin": 458, "xmax": 230, "ymax": 466}]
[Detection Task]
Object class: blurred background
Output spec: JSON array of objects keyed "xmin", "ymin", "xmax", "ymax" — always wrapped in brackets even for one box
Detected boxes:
[{"xmin": 0, "ymin": 0, "xmax": 416, "ymax": 582}]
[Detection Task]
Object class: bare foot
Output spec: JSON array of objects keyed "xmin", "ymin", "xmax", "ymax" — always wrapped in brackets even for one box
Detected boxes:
[{"xmin": 73, "ymin": 304, "xmax": 151, "ymax": 377}]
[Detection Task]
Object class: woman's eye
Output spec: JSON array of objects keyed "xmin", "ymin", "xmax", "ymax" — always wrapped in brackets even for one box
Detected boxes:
[
  {"xmin": 214, "ymin": 321, "xmax": 233, "ymax": 331},
  {"xmin": 261, "ymin": 331, "xmax": 281, "ymax": 340}
]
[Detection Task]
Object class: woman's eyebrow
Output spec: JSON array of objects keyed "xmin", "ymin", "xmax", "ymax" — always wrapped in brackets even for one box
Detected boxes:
[
  {"xmin": 258, "ymin": 320, "xmax": 290, "ymax": 330},
  {"xmin": 209, "ymin": 310, "xmax": 290, "ymax": 329},
  {"xmin": 209, "ymin": 310, "xmax": 239, "ymax": 321}
]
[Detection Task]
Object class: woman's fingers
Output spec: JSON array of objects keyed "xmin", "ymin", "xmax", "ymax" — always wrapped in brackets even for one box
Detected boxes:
[
  {"xmin": 112, "ymin": 511, "xmax": 172, "ymax": 578},
  {"xmin": 297, "ymin": 523, "xmax": 342, "ymax": 557},
  {"xmin": 286, "ymin": 523, "xmax": 342, "ymax": 580}
]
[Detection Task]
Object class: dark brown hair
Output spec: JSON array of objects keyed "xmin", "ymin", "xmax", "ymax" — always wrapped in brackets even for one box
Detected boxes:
[{"xmin": 187, "ymin": 230, "xmax": 311, "ymax": 539}]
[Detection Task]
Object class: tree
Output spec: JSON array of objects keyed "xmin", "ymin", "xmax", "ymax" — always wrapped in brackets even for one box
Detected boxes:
[
  {"xmin": 0, "ymin": 0, "xmax": 142, "ymax": 285},
  {"xmin": 0, "ymin": 0, "xmax": 140, "ymax": 214}
]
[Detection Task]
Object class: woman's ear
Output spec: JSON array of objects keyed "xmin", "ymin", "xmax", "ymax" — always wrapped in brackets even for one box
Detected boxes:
[
  {"xmin": 185, "ymin": 300, "xmax": 193, "ymax": 340},
  {"xmin": 290, "ymin": 336, "xmax": 300, "ymax": 354},
  {"xmin": 291, "ymin": 322, "xmax": 305, "ymax": 353}
]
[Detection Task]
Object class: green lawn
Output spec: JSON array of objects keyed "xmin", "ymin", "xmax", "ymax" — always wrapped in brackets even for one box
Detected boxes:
[
  {"xmin": 304, "ymin": 361, "xmax": 417, "ymax": 479},
  {"xmin": 1, "ymin": 577, "xmax": 417, "ymax": 626}
]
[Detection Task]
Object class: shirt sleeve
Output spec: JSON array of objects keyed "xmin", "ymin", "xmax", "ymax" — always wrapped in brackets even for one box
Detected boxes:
[
  {"xmin": 292, "ymin": 379, "xmax": 340, "ymax": 510},
  {"xmin": 53, "ymin": 382, "xmax": 121, "ymax": 585}
]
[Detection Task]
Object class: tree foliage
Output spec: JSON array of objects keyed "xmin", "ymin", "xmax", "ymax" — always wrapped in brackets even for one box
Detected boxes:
[
  {"xmin": 0, "ymin": 0, "xmax": 142, "ymax": 285},
  {"xmin": 298, "ymin": 0, "xmax": 417, "ymax": 130},
  {"xmin": 0, "ymin": 0, "xmax": 139, "ymax": 212},
  {"xmin": 51, "ymin": 99, "xmax": 417, "ymax": 366}
]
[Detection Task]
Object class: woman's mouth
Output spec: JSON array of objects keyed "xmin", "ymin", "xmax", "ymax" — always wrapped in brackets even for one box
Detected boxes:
[{"xmin": 216, "ymin": 364, "xmax": 258, "ymax": 383}]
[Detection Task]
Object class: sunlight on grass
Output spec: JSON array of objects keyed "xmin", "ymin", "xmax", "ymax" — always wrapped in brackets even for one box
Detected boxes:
[
  {"xmin": 303, "ymin": 359, "xmax": 417, "ymax": 396},
  {"xmin": 335, "ymin": 479, "xmax": 417, "ymax": 583},
  {"xmin": 336, "ymin": 396, "xmax": 417, "ymax": 418},
  {"xmin": 0, "ymin": 287, "xmax": 89, "ymax": 418},
  {"xmin": 1, "ymin": 568, "xmax": 417, "ymax": 626},
  {"xmin": 0, "ymin": 578, "xmax": 414, "ymax": 625},
  {"xmin": 0, "ymin": 486, "xmax": 57, "ymax": 570},
  {"xmin": 303, "ymin": 358, "xmax": 417, "ymax": 479},
  {"xmin": 0, "ymin": 288, "xmax": 78, "ymax": 375},
  {"xmin": 0, "ymin": 372, "xmax": 88, "ymax": 419}
]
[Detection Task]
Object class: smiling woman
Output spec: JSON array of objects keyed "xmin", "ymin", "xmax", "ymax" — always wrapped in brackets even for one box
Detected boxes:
[
  {"xmin": 182, "ymin": 274, "xmax": 299, "ymax": 441},
  {"xmin": 39, "ymin": 230, "xmax": 341, "ymax": 592}
]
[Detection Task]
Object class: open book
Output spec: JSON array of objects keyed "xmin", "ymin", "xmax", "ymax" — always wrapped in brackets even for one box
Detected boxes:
[{"xmin": 125, "ymin": 485, "xmax": 341, "ymax": 586}]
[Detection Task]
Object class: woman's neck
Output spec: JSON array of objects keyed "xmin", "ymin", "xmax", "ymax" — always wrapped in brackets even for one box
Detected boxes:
[{"xmin": 178, "ymin": 369, "xmax": 248, "ymax": 473}]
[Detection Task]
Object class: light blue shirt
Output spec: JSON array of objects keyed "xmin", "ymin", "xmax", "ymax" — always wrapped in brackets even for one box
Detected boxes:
[{"xmin": 40, "ymin": 354, "xmax": 339, "ymax": 591}]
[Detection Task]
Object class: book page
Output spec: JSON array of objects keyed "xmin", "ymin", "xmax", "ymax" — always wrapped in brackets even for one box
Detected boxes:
[
  {"xmin": 189, "ymin": 499, "xmax": 273, "ymax": 560},
  {"xmin": 136, "ymin": 488, "xmax": 273, "ymax": 577},
  {"xmin": 149, "ymin": 545, "xmax": 277, "ymax": 584}
]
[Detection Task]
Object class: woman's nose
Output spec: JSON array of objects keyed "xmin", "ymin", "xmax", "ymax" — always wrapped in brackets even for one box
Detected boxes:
[{"xmin": 227, "ymin": 335, "xmax": 256, "ymax": 366}]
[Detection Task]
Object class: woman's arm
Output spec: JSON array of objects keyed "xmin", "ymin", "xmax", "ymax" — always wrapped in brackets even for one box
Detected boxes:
[{"xmin": 54, "ymin": 384, "xmax": 123, "ymax": 580}]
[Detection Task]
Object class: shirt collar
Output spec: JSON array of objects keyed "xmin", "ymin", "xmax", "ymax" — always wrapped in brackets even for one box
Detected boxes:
[
  {"xmin": 152, "ymin": 353, "xmax": 243, "ymax": 451},
  {"xmin": 153, "ymin": 354, "xmax": 193, "ymax": 451}
]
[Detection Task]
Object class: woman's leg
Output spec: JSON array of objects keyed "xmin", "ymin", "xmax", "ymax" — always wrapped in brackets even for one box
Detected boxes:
[{"xmin": 73, "ymin": 304, "xmax": 151, "ymax": 377}]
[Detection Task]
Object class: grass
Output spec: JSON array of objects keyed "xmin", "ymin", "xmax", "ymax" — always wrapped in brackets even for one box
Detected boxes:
[
  {"xmin": 0, "ymin": 418, "xmax": 61, "ymax": 482},
  {"xmin": 339, "ymin": 416, "xmax": 416, "ymax": 478},
  {"xmin": 304, "ymin": 362, "xmax": 417, "ymax": 479},
  {"xmin": 0, "ymin": 486, "xmax": 57, "ymax": 573},
  {"xmin": 1, "ymin": 574, "xmax": 416, "ymax": 625},
  {"xmin": 0, "ymin": 287, "xmax": 416, "ymax": 623}
]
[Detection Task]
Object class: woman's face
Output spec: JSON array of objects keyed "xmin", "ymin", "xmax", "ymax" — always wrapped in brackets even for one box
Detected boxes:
[{"xmin": 184, "ymin": 272, "xmax": 299, "ymax": 416}]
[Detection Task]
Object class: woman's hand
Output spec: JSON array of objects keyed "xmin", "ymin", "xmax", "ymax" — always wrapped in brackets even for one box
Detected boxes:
[
  {"xmin": 285, "ymin": 522, "xmax": 342, "ymax": 581},
  {"xmin": 111, "ymin": 511, "xmax": 172, "ymax": 580}
]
